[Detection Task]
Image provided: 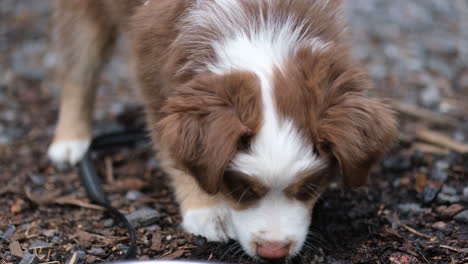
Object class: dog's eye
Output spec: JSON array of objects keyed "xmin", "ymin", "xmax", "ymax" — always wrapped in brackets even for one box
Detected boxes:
[
  {"xmin": 223, "ymin": 170, "xmax": 267, "ymax": 204},
  {"xmin": 238, "ymin": 134, "xmax": 252, "ymax": 150},
  {"xmin": 295, "ymin": 182, "xmax": 318, "ymax": 201}
]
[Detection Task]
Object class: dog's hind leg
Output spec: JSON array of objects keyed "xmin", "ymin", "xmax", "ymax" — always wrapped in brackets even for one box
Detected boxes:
[{"xmin": 48, "ymin": 0, "xmax": 116, "ymax": 167}]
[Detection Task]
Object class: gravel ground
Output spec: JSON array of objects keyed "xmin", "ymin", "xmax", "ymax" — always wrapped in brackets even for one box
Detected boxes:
[{"xmin": 1, "ymin": 1, "xmax": 467, "ymax": 263}]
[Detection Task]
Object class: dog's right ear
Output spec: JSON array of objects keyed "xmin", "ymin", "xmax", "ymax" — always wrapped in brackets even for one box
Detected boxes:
[{"xmin": 157, "ymin": 72, "xmax": 262, "ymax": 195}]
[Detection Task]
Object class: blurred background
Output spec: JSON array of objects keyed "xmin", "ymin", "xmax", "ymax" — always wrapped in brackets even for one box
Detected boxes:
[{"xmin": 1, "ymin": 1, "xmax": 467, "ymax": 263}]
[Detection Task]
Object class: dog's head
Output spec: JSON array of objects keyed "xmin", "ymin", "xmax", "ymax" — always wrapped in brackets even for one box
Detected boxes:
[{"xmin": 157, "ymin": 46, "xmax": 397, "ymax": 259}]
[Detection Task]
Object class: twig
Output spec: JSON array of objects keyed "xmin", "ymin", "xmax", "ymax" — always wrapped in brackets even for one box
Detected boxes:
[
  {"xmin": 105, "ymin": 157, "xmax": 114, "ymax": 183},
  {"xmin": 416, "ymin": 129, "xmax": 468, "ymax": 153},
  {"xmin": 391, "ymin": 101, "xmax": 459, "ymax": 127},
  {"xmin": 440, "ymin": 245, "xmax": 468, "ymax": 253},
  {"xmin": 68, "ymin": 253, "xmax": 78, "ymax": 264},
  {"xmin": 413, "ymin": 143, "xmax": 450, "ymax": 155},
  {"xmin": 54, "ymin": 196, "xmax": 105, "ymax": 211},
  {"xmin": 399, "ymin": 222, "xmax": 436, "ymax": 241}
]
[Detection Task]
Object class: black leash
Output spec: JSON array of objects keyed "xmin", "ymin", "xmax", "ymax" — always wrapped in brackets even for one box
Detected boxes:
[{"xmin": 78, "ymin": 129, "xmax": 150, "ymax": 260}]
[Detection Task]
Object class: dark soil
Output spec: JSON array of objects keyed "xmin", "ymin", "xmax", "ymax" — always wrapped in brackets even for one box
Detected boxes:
[{"xmin": 1, "ymin": 1, "xmax": 467, "ymax": 263}]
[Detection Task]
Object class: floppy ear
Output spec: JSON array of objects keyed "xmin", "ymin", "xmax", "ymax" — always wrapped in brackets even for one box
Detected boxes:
[
  {"xmin": 157, "ymin": 72, "xmax": 261, "ymax": 195},
  {"xmin": 317, "ymin": 93, "xmax": 397, "ymax": 187}
]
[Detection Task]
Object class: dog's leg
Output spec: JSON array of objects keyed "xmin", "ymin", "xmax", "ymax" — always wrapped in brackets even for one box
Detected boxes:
[
  {"xmin": 48, "ymin": 1, "xmax": 116, "ymax": 167},
  {"xmin": 162, "ymin": 158, "xmax": 236, "ymax": 242}
]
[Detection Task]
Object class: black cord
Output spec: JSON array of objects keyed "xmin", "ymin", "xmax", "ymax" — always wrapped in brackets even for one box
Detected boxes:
[{"xmin": 78, "ymin": 130, "xmax": 150, "ymax": 260}]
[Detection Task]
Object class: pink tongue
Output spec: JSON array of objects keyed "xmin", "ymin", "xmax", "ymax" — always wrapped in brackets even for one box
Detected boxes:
[{"xmin": 257, "ymin": 244, "xmax": 289, "ymax": 259}]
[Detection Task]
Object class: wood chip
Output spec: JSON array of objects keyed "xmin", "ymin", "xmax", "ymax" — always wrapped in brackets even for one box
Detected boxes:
[
  {"xmin": 391, "ymin": 101, "xmax": 460, "ymax": 127},
  {"xmin": 104, "ymin": 178, "xmax": 146, "ymax": 192},
  {"xmin": 105, "ymin": 157, "xmax": 114, "ymax": 184},
  {"xmin": 54, "ymin": 196, "xmax": 105, "ymax": 211},
  {"xmin": 440, "ymin": 245, "xmax": 468, "ymax": 254},
  {"xmin": 413, "ymin": 143, "xmax": 450, "ymax": 155},
  {"xmin": 416, "ymin": 129, "xmax": 468, "ymax": 153},
  {"xmin": 9, "ymin": 241, "xmax": 23, "ymax": 257}
]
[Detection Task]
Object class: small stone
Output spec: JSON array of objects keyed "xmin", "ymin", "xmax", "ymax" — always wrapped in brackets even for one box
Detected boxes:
[
  {"xmin": 420, "ymin": 84, "xmax": 441, "ymax": 109},
  {"xmin": 454, "ymin": 210, "xmax": 468, "ymax": 224},
  {"xmin": 429, "ymin": 160, "xmax": 449, "ymax": 183},
  {"xmin": 423, "ymin": 185, "xmax": 440, "ymax": 203},
  {"xmin": 0, "ymin": 224, "xmax": 16, "ymax": 244},
  {"xmin": 103, "ymin": 219, "xmax": 114, "ymax": 228},
  {"xmin": 28, "ymin": 173, "xmax": 45, "ymax": 186},
  {"xmin": 441, "ymin": 185, "xmax": 457, "ymax": 195},
  {"xmin": 463, "ymin": 187, "xmax": 468, "ymax": 201},
  {"xmin": 126, "ymin": 190, "xmax": 144, "ymax": 201},
  {"xmin": 439, "ymin": 204, "xmax": 464, "ymax": 218},
  {"xmin": 432, "ymin": 221, "xmax": 447, "ymax": 230},
  {"xmin": 116, "ymin": 243, "xmax": 129, "ymax": 254},
  {"xmin": 65, "ymin": 251, "xmax": 85, "ymax": 264},
  {"xmin": 437, "ymin": 193, "xmax": 461, "ymax": 204},
  {"xmin": 51, "ymin": 236, "xmax": 62, "ymax": 243},
  {"xmin": 87, "ymin": 248, "xmax": 106, "ymax": 256},
  {"xmin": 29, "ymin": 240, "xmax": 51, "ymax": 249},
  {"xmin": 42, "ymin": 230, "xmax": 55, "ymax": 238},
  {"xmin": 19, "ymin": 252, "xmax": 38, "ymax": 264},
  {"xmin": 398, "ymin": 203, "xmax": 424, "ymax": 214},
  {"xmin": 382, "ymin": 156, "xmax": 412, "ymax": 172},
  {"xmin": 125, "ymin": 207, "xmax": 161, "ymax": 228}
]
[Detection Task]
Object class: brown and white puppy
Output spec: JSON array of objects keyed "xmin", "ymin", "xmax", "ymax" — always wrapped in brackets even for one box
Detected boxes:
[{"xmin": 48, "ymin": 0, "xmax": 397, "ymax": 260}]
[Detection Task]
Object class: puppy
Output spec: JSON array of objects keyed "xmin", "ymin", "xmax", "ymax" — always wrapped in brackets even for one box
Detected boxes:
[{"xmin": 48, "ymin": 0, "xmax": 397, "ymax": 260}]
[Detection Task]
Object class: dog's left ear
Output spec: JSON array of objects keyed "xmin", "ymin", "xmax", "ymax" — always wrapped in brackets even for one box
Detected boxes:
[
  {"xmin": 157, "ymin": 72, "xmax": 262, "ymax": 195},
  {"xmin": 317, "ymin": 93, "xmax": 397, "ymax": 187}
]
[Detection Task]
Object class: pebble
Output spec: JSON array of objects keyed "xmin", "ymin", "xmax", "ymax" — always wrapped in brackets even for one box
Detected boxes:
[
  {"xmin": 441, "ymin": 185, "xmax": 457, "ymax": 196},
  {"xmin": 432, "ymin": 221, "xmax": 447, "ymax": 230},
  {"xmin": 29, "ymin": 240, "xmax": 51, "ymax": 249},
  {"xmin": 88, "ymin": 247, "xmax": 106, "ymax": 256},
  {"xmin": 463, "ymin": 187, "xmax": 468, "ymax": 201},
  {"xmin": 382, "ymin": 156, "xmax": 412, "ymax": 172},
  {"xmin": 429, "ymin": 160, "xmax": 449, "ymax": 183},
  {"xmin": 116, "ymin": 243, "xmax": 129, "ymax": 254},
  {"xmin": 423, "ymin": 185, "xmax": 440, "ymax": 203},
  {"xmin": 398, "ymin": 203, "xmax": 424, "ymax": 214},
  {"xmin": 126, "ymin": 190, "xmax": 144, "ymax": 201},
  {"xmin": 28, "ymin": 173, "xmax": 45, "ymax": 186},
  {"xmin": 454, "ymin": 210, "xmax": 468, "ymax": 224},
  {"xmin": 103, "ymin": 219, "xmax": 114, "ymax": 228},
  {"xmin": 125, "ymin": 207, "xmax": 161, "ymax": 228},
  {"xmin": 0, "ymin": 224, "xmax": 16, "ymax": 244},
  {"xmin": 19, "ymin": 252, "xmax": 38, "ymax": 264},
  {"xmin": 437, "ymin": 193, "xmax": 461, "ymax": 204}
]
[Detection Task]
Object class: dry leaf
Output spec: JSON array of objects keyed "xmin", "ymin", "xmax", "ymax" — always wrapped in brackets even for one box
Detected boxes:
[
  {"xmin": 104, "ymin": 178, "xmax": 146, "ymax": 192},
  {"xmin": 9, "ymin": 241, "xmax": 23, "ymax": 257}
]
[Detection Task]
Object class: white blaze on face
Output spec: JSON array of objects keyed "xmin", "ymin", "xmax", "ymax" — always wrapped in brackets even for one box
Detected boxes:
[
  {"xmin": 183, "ymin": 0, "xmax": 330, "ymax": 257},
  {"xmin": 229, "ymin": 190, "xmax": 314, "ymax": 257}
]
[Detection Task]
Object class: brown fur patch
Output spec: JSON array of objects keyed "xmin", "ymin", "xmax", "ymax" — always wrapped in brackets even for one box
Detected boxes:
[
  {"xmin": 275, "ymin": 46, "xmax": 398, "ymax": 188},
  {"xmin": 156, "ymin": 72, "xmax": 263, "ymax": 195},
  {"xmin": 284, "ymin": 166, "xmax": 336, "ymax": 202}
]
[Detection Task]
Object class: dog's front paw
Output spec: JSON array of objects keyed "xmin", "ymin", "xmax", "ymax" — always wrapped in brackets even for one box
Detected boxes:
[
  {"xmin": 182, "ymin": 206, "xmax": 235, "ymax": 242},
  {"xmin": 48, "ymin": 139, "xmax": 91, "ymax": 168}
]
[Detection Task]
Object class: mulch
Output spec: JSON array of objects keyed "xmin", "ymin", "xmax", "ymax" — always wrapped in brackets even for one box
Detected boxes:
[{"xmin": 1, "ymin": 1, "xmax": 468, "ymax": 263}]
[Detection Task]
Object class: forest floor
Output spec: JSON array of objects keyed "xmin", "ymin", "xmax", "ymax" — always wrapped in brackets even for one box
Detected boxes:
[{"xmin": 1, "ymin": 1, "xmax": 467, "ymax": 263}]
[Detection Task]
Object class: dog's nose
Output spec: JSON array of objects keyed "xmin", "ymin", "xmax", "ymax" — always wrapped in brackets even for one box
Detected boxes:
[{"xmin": 256, "ymin": 241, "xmax": 291, "ymax": 259}]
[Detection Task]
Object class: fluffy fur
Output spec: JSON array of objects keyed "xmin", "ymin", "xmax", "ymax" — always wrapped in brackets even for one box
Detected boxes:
[{"xmin": 50, "ymin": 0, "xmax": 397, "ymax": 259}]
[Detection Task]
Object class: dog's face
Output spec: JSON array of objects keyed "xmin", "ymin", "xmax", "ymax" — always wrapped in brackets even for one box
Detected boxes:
[{"xmin": 158, "ymin": 47, "xmax": 397, "ymax": 258}]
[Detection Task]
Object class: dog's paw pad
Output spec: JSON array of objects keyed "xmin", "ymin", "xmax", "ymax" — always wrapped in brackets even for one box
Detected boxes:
[
  {"xmin": 48, "ymin": 139, "xmax": 91, "ymax": 167},
  {"xmin": 183, "ymin": 206, "xmax": 235, "ymax": 242}
]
